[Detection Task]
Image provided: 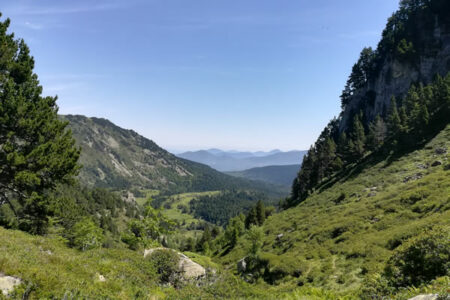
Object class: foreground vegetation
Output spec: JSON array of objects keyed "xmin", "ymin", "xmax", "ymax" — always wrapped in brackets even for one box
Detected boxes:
[{"xmin": 218, "ymin": 124, "xmax": 450, "ymax": 297}]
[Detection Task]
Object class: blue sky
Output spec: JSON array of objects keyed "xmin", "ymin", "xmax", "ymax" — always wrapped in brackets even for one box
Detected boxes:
[{"xmin": 1, "ymin": 0, "xmax": 399, "ymax": 152}]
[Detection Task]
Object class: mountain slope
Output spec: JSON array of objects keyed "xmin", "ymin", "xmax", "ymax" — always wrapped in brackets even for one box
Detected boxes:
[
  {"xmin": 62, "ymin": 115, "xmax": 286, "ymax": 196},
  {"xmin": 221, "ymin": 124, "xmax": 450, "ymax": 291},
  {"xmin": 227, "ymin": 164, "xmax": 300, "ymax": 187},
  {"xmin": 177, "ymin": 149, "xmax": 306, "ymax": 172}
]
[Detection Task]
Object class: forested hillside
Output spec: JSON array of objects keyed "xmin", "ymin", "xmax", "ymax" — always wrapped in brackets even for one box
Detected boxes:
[
  {"xmin": 227, "ymin": 164, "xmax": 300, "ymax": 187},
  {"xmin": 63, "ymin": 115, "xmax": 286, "ymax": 197},
  {"xmin": 288, "ymin": 0, "xmax": 450, "ymax": 208}
]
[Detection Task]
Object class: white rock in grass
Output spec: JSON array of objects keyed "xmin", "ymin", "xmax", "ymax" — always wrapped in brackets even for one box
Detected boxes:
[
  {"xmin": 144, "ymin": 248, "xmax": 206, "ymax": 280},
  {"xmin": 408, "ymin": 294, "xmax": 438, "ymax": 300},
  {"xmin": 0, "ymin": 274, "xmax": 22, "ymax": 296}
]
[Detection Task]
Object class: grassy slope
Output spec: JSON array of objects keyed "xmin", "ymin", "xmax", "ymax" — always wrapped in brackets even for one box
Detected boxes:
[
  {"xmin": 161, "ymin": 192, "xmax": 220, "ymax": 224},
  {"xmin": 220, "ymin": 125, "xmax": 450, "ymax": 293},
  {"xmin": 0, "ymin": 226, "xmax": 296, "ymax": 299}
]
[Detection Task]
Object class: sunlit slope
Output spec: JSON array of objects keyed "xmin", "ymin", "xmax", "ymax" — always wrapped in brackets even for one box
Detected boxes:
[{"xmin": 222, "ymin": 124, "xmax": 450, "ymax": 291}]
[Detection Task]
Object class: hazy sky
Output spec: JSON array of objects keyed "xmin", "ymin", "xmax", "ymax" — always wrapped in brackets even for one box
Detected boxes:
[{"xmin": 1, "ymin": 0, "xmax": 399, "ymax": 152}]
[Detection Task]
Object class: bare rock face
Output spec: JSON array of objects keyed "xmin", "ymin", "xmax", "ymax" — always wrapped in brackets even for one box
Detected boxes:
[
  {"xmin": 340, "ymin": 12, "xmax": 450, "ymax": 132},
  {"xmin": 0, "ymin": 274, "xmax": 22, "ymax": 296},
  {"xmin": 144, "ymin": 248, "xmax": 206, "ymax": 280}
]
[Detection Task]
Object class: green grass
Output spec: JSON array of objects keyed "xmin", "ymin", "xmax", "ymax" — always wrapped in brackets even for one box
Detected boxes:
[
  {"xmin": 161, "ymin": 191, "xmax": 220, "ymax": 225},
  {"xmin": 0, "ymin": 226, "xmax": 294, "ymax": 299},
  {"xmin": 135, "ymin": 189, "xmax": 160, "ymax": 206},
  {"xmin": 219, "ymin": 125, "xmax": 450, "ymax": 294}
]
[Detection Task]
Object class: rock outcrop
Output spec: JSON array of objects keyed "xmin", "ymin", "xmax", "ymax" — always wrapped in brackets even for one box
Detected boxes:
[
  {"xmin": 340, "ymin": 7, "xmax": 450, "ymax": 131},
  {"xmin": 144, "ymin": 248, "xmax": 207, "ymax": 280}
]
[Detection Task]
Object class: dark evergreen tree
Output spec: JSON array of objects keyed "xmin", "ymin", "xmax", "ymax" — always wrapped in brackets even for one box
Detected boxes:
[
  {"xmin": 349, "ymin": 113, "xmax": 366, "ymax": 159},
  {"xmin": 245, "ymin": 207, "xmax": 258, "ymax": 229},
  {"xmin": 255, "ymin": 200, "xmax": 266, "ymax": 226},
  {"xmin": 367, "ymin": 115, "xmax": 387, "ymax": 151},
  {"xmin": 0, "ymin": 15, "xmax": 80, "ymax": 234},
  {"xmin": 388, "ymin": 96, "xmax": 403, "ymax": 138}
]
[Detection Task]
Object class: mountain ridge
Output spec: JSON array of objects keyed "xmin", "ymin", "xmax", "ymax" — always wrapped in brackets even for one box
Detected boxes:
[
  {"xmin": 227, "ymin": 164, "xmax": 300, "ymax": 187},
  {"xmin": 177, "ymin": 149, "xmax": 306, "ymax": 172},
  {"xmin": 61, "ymin": 114, "xmax": 287, "ymax": 196}
]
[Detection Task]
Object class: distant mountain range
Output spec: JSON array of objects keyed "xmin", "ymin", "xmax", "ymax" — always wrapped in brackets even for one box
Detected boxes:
[
  {"xmin": 176, "ymin": 149, "xmax": 306, "ymax": 172},
  {"xmin": 227, "ymin": 164, "xmax": 300, "ymax": 187},
  {"xmin": 62, "ymin": 115, "xmax": 288, "ymax": 196}
]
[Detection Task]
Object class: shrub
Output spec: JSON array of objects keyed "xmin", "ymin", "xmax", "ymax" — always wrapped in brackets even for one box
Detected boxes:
[
  {"xmin": 383, "ymin": 227, "xmax": 450, "ymax": 288},
  {"xmin": 147, "ymin": 249, "xmax": 180, "ymax": 284},
  {"xmin": 68, "ymin": 217, "xmax": 104, "ymax": 251}
]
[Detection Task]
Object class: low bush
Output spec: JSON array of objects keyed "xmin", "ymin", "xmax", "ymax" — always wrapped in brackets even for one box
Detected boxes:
[{"xmin": 147, "ymin": 249, "xmax": 180, "ymax": 284}]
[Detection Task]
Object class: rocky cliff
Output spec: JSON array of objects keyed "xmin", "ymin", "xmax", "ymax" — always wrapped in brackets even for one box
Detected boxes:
[{"xmin": 340, "ymin": 2, "xmax": 450, "ymax": 130}]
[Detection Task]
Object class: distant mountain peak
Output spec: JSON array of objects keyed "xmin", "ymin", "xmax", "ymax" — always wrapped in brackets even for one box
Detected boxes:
[{"xmin": 177, "ymin": 149, "xmax": 307, "ymax": 172}]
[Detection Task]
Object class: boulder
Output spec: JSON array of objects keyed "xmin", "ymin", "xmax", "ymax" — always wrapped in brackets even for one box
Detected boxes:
[
  {"xmin": 404, "ymin": 173, "xmax": 423, "ymax": 183},
  {"xmin": 431, "ymin": 160, "xmax": 442, "ymax": 167},
  {"xmin": 408, "ymin": 294, "xmax": 438, "ymax": 300},
  {"xmin": 435, "ymin": 147, "xmax": 447, "ymax": 155},
  {"xmin": 144, "ymin": 248, "xmax": 206, "ymax": 280},
  {"xmin": 178, "ymin": 253, "xmax": 206, "ymax": 279},
  {"xmin": 237, "ymin": 257, "xmax": 247, "ymax": 273},
  {"xmin": 417, "ymin": 163, "xmax": 428, "ymax": 169},
  {"xmin": 0, "ymin": 274, "xmax": 22, "ymax": 296}
]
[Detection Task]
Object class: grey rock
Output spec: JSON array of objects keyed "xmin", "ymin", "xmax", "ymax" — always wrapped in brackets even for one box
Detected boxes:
[
  {"xmin": 435, "ymin": 147, "xmax": 447, "ymax": 155},
  {"xmin": 417, "ymin": 163, "xmax": 428, "ymax": 169},
  {"xmin": 404, "ymin": 173, "xmax": 423, "ymax": 183},
  {"xmin": 339, "ymin": 14, "xmax": 450, "ymax": 133},
  {"xmin": 237, "ymin": 257, "xmax": 247, "ymax": 273},
  {"xmin": 431, "ymin": 160, "xmax": 442, "ymax": 167},
  {"xmin": 144, "ymin": 248, "xmax": 207, "ymax": 280}
]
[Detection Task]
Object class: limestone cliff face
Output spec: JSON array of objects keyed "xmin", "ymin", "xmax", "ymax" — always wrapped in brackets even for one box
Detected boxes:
[{"xmin": 340, "ymin": 13, "xmax": 450, "ymax": 131}]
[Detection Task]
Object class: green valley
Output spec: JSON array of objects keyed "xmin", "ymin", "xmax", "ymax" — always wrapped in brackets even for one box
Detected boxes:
[{"xmin": 0, "ymin": 0, "xmax": 449, "ymax": 299}]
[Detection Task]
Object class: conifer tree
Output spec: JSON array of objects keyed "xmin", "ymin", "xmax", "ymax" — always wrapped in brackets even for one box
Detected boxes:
[
  {"xmin": 349, "ymin": 113, "xmax": 366, "ymax": 159},
  {"xmin": 245, "ymin": 207, "xmax": 258, "ymax": 229},
  {"xmin": 367, "ymin": 115, "xmax": 387, "ymax": 151},
  {"xmin": 388, "ymin": 96, "xmax": 402, "ymax": 138},
  {"xmin": 255, "ymin": 200, "xmax": 265, "ymax": 226},
  {"xmin": 0, "ymin": 15, "xmax": 80, "ymax": 233}
]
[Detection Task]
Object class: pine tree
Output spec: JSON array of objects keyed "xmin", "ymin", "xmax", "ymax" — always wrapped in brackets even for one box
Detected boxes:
[
  {"xmin": 349, "ymin": 113, "xmax": 366, "ymax": 159},
  {"xmin": 0, "ymin": 15, "xmax": 80, "ymax": 233},
  {"xmin": 367, "ymin": 115, "xmax": 387, "ymax": 151},
  {"xmin": 255, "ymin": 200, "xmax": 265, "ymax": 226},
  {"xmin": 245, "ymin": 207, "xmax": 258, "ymax": 229},
  {"xmin": 337, "ymin": 132, "xmax": 350, "ymax": 163},
  {"xmin": 388, "ymin": 96, "xmax": 402, "ymax": 138}
]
